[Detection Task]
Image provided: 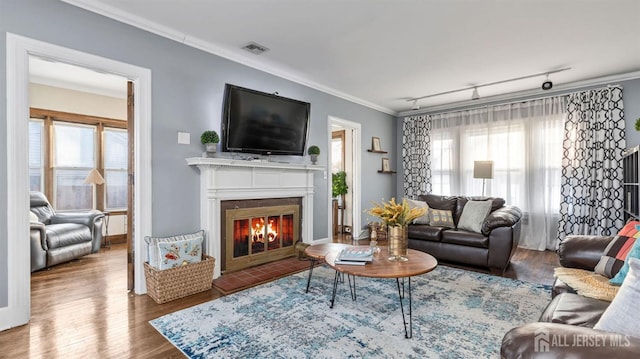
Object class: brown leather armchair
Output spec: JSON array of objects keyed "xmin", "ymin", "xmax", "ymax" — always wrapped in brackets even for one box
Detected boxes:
[
  {"xmin": 501, "ymin": 235, "xmax": 640, "ymax": 358},
  {"xmin": 30, "ymin": 191, "xmax": 104, "ymax": 272}
]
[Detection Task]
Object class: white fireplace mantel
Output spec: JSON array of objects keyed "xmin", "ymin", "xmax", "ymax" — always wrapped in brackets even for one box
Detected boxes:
[{"xmin": 187, "ymin": 157, "xmax": 324, "ymax": 278}]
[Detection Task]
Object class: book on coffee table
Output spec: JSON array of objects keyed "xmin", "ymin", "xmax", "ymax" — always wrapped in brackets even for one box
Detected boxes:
[
  {"xmin": 334, "ymin": 259, "xmax": 367, "ymax": 266},
  {"xmin": 336, "ymin": 247, "xmax": 373, "ymax": 264}
]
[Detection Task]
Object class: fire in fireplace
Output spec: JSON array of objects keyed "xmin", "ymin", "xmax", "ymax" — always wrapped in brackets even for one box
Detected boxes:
[{"xmin": 224, "ymin": 200, "xmax": 300, "ymax": 272}]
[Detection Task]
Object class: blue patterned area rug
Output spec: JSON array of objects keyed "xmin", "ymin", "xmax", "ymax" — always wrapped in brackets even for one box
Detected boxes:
[{"xmin": 150, "ymin": 265, "xmax": 549, "ymax": 358}]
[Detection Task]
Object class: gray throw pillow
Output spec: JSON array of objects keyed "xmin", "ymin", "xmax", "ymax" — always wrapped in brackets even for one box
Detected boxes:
[
  {"xmin": 594, "ymin": 257, "xmax": 640, "ymax": 337},
  {"xmin": 406, "ymin": 198, "xmax": 430, "ymax": 225},
  {"xmin": 457, "ymin": 200, "xmax": 492, "ymax": 233}
]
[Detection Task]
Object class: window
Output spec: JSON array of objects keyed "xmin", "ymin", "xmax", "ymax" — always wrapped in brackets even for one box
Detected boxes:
[
  {"xmin": 29, "ymin": 109, "xmax": 128, "ymax": 212},
  {"xmin": 28, "ymin": 119, "xmax": 44, "ymax": 192},
  {"xmin": 53, "ymin": 123, "xmax": 95, "ymax": 211},
  {"xmin": 104, "ymin": 128, "xmax": 128, "ymax": 210}
]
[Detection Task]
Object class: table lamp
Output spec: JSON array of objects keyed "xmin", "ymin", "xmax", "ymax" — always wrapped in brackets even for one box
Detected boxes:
[{"xmin": 84, "ymin": 168, "xmax": 105, "ymax": 209}]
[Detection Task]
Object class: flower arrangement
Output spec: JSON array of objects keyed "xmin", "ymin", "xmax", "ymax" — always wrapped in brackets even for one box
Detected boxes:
[{"xmin": 366, "ymin": 197, "xmax": 427, "ymax": 227}]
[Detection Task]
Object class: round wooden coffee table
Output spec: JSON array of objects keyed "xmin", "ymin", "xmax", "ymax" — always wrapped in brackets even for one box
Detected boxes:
[
  {"xmin": 303, "ymin": 243, "xmax": 352, "ymax": 293},
  {"xmin": 325, "ymin": 247, "xmax": 438, "ymax": 338}
]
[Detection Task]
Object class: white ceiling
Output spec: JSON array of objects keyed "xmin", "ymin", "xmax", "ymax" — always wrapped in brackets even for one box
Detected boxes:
[
  {"xmin": 62, "ymin": 0, "xmax": 640, "ymax": 115},
  {"xmin": 30, "ymin": 56, "xmax": 128, "ymax": 99}
]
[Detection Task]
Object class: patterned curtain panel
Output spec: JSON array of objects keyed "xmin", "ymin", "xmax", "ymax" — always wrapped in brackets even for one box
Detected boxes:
[
  {"xmin": 402, "ymin": 115, "xmax": 431, "ymax": 198},
  {"xmin": 557, "ymin": 86, "xmax": 625, "ymax": 240}
]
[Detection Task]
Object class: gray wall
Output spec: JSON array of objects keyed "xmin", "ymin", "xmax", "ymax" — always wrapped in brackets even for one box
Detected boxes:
[
  {"xmin": 395, "ymin": 77, "xmax": 640, "ymax": 198},
  {"xmin": 0, "ymin": 0, "xmax": 396, "ymax": 308}
]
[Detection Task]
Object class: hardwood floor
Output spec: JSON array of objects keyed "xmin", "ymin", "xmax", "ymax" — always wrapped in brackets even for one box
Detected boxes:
[{"xmin": 0, "ymin": 241, "xmax": 559, "ymax": 358}]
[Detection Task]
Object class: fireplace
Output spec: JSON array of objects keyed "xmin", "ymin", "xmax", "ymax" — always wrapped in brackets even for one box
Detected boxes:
[
  {"xmin": 188, "ymin": 157, "xmax": 323, "ymax": 279},
  {"xmin": 222, "ymin": 198, "xmax": 301, "ymax": 272}
]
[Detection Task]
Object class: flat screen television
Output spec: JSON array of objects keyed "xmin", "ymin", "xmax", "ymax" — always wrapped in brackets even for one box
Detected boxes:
[{"xmin": 222, "ymin": 84, "xmax": 311, "ymax": 156}]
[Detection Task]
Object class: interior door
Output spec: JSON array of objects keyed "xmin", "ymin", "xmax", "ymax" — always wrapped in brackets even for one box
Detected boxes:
[
  {"xmin": 331, "ymin": 130, "xmax": 345, "ymax": 235},
  {"xmin": 127, "ymin": 81, "xmax": 135, "ymax": 291}
]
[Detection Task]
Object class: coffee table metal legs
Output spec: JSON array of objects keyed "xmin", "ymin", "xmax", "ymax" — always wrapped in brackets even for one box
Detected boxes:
[
  {"xmin": 396, "ymin": 277, "xmax": 413, "ymax": 338},
  {"xmin": 330, "ymin": 271, "xmax": 356, "ymax": 308},
  {"xmin": 305, "ymin": 258, "xmax": 317, "ymax": 293}
]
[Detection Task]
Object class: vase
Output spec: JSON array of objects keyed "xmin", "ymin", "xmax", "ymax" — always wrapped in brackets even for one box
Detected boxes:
[
  {"xmin": 387, "ymin": 225, "xmax": 408, "ymax": 261},
  {"xmin": 310, "ymin": 154, "xmax": 318, "ymax": 164},
  {"xmin": 204, "ymin": 143, "xmax": 217, "ymax": 152}
]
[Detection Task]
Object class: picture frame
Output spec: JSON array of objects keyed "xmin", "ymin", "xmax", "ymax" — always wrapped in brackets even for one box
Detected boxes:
[
  {"xmin": 372, "ymin": 137, "xmax": 381, "ymax": 151},
  {"xmin": 382, "ymin": 158, "xmax": 390, "ymax": 172}
]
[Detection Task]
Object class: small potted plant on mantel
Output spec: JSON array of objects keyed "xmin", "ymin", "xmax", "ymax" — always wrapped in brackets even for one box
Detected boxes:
[
  {"xmin": 307, "ymin": 145, "xmax": 320, "ymax": 164},
  {"xmin": 201, "ymin": 130, "xmax": 220, "ymax": 153}
]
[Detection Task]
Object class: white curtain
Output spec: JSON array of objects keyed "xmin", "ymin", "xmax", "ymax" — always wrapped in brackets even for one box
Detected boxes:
[{"xmin": 428, "ymin": 97, "xmax": 567, "ymax": 250}]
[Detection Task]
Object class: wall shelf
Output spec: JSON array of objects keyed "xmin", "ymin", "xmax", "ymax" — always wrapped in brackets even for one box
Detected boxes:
[
  {"xmin": 377, "ymin": 170, "xmax": 396, "ymax": 174},
  {"xmin": 367, "ymin": 149, "xmax": 388, "ymax": 154}
]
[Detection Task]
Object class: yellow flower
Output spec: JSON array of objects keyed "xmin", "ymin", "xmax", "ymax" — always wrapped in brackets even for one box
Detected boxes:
[{"xmin": 366, "ymin": 197, "xmax": 427, "ymax": 227}]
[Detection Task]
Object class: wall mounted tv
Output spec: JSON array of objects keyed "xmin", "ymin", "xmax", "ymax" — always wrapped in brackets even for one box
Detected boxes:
[{"xmin": 222, "ymin": 84, "xmax": 311, "ymax": 156}]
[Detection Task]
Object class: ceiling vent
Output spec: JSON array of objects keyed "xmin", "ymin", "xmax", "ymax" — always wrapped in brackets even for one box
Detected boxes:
[{"xmin": 242, "ymin": 42, "xmax": 269, "ymax": 55}]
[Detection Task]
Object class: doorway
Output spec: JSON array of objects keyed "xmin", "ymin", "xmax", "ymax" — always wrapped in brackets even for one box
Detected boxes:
[
  {"xmin": 3, "ymin": 33, "xmax": 152, "ymax": 329},
  {"xmin": 328, "ymin": 117, "xmax": 361, "ymax": 241}
]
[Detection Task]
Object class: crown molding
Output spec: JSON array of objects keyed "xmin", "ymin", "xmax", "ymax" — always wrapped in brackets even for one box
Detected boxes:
[{"xmin": 61, "ymin": 0, "xmax": 398, "ymax": 116}]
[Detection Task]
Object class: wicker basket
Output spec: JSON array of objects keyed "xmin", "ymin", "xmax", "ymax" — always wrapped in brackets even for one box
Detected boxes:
[{"xmin": 144, "ymin": 255, "xmax": 215, "ymax": 304}]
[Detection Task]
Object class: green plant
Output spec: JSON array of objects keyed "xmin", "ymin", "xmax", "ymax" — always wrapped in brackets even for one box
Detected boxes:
[
  {"xmin": 200, "ymin": 130, "xmax": 219, "ymax": 144},
  {"xmin": 332, "ymin": 171, "xmax": 348, "ymax": 198},
  {"xmin": 307, "ymin": 145, "xmax": 320, "ymax": 155},
  {"xmin": 635, "ymin": 118, "xmax": 640, "ymax": 131}
]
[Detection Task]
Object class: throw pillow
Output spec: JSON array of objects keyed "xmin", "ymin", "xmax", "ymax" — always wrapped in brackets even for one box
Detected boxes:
[
  {"xmin": 156, "ymin": 236, "xmax": 203, "ymax": 270},
  {"xmin": 406, "ymin": 198, "xmax": 430, "ymax": 225},
  {"xmin": 610, "ymin": 227, "xmax": 640, "ymax": 285},
  {"xmin": 429, "ymin": 209, "xmax": 455, "ymax": 228},
  {"xmin": 29, "ymin": 211, "xmax": 39, "ymax": 222},
  {"xmin": 145, "ymin": 230, "xmax": 205, "ymax": 269},
  {"xmin": 594, "ymin": 257, "xmax": 640, "ymax": 337},
  {"xmin": 594, "ymin": 221, "xmax": 640, "ymax": 278},
  {"xmin": 457, "ymin": 199, "xmax": 492, "ymax": 233}
]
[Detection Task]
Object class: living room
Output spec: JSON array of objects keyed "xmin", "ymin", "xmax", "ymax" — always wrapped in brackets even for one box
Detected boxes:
[{"xmin": 2, "ymin": 0, "xmax": 640, "ymax": 357}]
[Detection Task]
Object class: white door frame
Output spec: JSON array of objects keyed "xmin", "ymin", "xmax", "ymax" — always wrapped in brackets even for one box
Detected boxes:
[
  {"xmin": 2, "ymin": 33, "xmax": 152, "ymax": 330},
  {"xmin": 328, "ymin": 116, "xmax": 361, "ymax": 240}
]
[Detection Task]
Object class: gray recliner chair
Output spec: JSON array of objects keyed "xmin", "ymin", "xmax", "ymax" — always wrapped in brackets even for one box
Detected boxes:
[{"xmin": 29, "ymin": 191, "xmax": 105, "ymax": 272}]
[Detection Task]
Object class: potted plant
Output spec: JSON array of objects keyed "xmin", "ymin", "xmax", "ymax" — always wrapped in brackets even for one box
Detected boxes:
[
  {"xmin": 307, "ymin": 145, "xmax": 320, "ymax": 164},
  {"xmin": 201, "ymin": 130, "xmax": 220, "ymax": 153},
  {"xmin": 332, "ymin": 171, "xmax": 348, "ymax": 233}
]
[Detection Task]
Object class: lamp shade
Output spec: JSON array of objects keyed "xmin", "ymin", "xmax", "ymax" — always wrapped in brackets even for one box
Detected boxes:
[
  {"xmin": 473, "ymin": 161, "xmax": 493, "ymax": 179},
  {"xmin": 84, "ymin": 168, "xmax": 105, "ymax": 185}
]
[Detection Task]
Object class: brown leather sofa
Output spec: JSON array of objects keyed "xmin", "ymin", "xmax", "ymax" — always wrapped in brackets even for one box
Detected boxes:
[
  {"xmin": 408, "ymin": 194, "xmax": 522, "ymax": 274},
  {"xmin": 501, "ymin": 235, "xmax": 640, "ymax": 358}
]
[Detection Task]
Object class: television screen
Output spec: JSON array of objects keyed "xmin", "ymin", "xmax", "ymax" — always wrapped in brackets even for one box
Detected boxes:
[{"xmin": 222, "ymin": 84, "xmax": 310, "ymax": 156}]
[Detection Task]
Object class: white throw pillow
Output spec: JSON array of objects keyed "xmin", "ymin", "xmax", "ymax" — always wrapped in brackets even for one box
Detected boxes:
[
  {"xmin": 145, "ymin": 230, "xmax": 205, "ymax": 269},
  {"xmin": 457, "ymin": 200, "xmax": 492, "ymax": 233},
  {"xmin": 406, "ymin": 198, "xmax": 430, "ymax": 224},
  {"xmin": 594, "ymin": 257, "xmax": 640, "ymax": 337}
]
